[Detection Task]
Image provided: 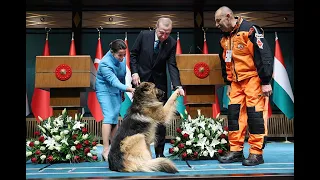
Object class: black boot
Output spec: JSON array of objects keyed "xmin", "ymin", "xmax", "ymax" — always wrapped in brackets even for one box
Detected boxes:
[
  {"xmin": 242, "ymin": 153, "xmax": 264, "ymax": 166},
  {"xmin": 217, "ymin": 150, "xmax": 244, "ymax": 163},
  {"xmin": 155, "ymin": 146, "xmax": 165, "ymax": 158}
]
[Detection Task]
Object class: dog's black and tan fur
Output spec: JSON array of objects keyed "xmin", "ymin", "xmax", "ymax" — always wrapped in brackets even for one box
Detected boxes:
[{"xmin": 108, "ymin": 82, "xmax": 179, "ymax": 173}]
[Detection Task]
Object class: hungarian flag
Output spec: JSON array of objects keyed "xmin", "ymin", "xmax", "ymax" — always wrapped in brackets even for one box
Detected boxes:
[
  {"xmin": 120, "ymin": 33, "xmax": 133, "ymax": 118},
  {"xmin": 69, "ymin": 32, "xmax": 76, "ymax": 56},
  {"xmin": 203, "ymin": 34, "xmax": 221, "ymax": 118},
  {"xmin": 174, "ymin": 33, "xmax": 186, "ymax": 116},
  {"xmin": 31, "ymin": 32, "xmax": 53, "ymax": 122},
  {"xmin": 87, "ymin": 34, "xmax": 104, "ymax": 122},
  {"xmin": 272, "ymin": 33, "xmax": 294, "ymax": 120}
]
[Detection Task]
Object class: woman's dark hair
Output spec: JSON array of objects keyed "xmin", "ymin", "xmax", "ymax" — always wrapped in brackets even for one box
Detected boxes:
[{"xmin": 109, "ymin": 39, "xmax": 127, "ymax": 53}]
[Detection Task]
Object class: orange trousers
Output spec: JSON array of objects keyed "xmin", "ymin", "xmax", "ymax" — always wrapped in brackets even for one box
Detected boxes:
[{"xmin": 227, "ymin": 75, "xmax": 268, "ymax": 155}]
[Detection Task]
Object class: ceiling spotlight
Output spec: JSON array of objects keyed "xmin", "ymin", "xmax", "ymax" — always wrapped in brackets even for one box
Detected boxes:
[
  {"xmin": 40, "ymin": 17, "xmax": 45, "ymax": 22},
  {"xmin": 109, "ymin": 17, "xmax": 113, "ymax": 22}
]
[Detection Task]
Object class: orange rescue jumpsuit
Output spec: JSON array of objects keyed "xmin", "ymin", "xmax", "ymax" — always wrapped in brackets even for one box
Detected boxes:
[{"xmin": 219, "ymin": 17, "xmax": 274, "ymax": 155}]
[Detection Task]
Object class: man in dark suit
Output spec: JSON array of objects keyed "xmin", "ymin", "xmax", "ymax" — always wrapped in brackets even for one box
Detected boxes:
[{"xmin": 130, "ymin": 17, "xmax": 185, "ymax": 158}]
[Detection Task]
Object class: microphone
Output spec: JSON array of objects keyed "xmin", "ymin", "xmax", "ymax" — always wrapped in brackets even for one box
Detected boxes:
[
  {"xmin": 197, "ymin": 46, "xmax": 203, "ymax": 53},
  {"xmin": 188, "ymin": 45, "xmax": 193, "ymax": 54}
]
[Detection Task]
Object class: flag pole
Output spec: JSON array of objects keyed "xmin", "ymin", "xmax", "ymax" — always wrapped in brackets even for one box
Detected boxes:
[
  {"xmin": 45, "ymin": 27, "xmax": 51, "ymax": 40},
  {"xmin": 96, "ymin": 26, "xmax": 103, "ymax": 39}
]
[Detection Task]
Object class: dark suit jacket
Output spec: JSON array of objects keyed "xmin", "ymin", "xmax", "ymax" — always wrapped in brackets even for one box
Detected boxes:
[{"xmin": 130, "ymin": 30, "xmax": 182, "ymax": 93}]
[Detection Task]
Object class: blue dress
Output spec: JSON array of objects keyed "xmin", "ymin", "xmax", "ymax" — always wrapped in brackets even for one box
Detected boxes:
[{"xmin": 95, "ymin": 50, "xmax": 127, "ymax": 124}]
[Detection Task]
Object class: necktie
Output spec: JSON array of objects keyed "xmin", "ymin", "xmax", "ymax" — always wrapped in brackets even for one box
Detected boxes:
[{"xmin": 154, "ymin": 40, "xmax": 160, "ymax": 53}]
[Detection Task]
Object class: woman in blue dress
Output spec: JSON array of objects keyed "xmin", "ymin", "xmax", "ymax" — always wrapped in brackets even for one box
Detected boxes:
[{"xmin": 95, "ymin": 39, "xmax": 135, "ymax": 161}]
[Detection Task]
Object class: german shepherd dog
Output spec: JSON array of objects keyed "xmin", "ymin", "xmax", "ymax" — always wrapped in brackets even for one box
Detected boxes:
[{"xmin": 108, "ymin": 82, "xmax": 179, "ymax": 173}]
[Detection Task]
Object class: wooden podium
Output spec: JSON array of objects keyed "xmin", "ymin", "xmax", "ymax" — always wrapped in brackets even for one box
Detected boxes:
[
  {"xmin": 176, "ymin": 54, "xmax": 224, "ymax": 118},
  {"xmin": 35, "ymin": 55, "xmax": 96, "ymax": 117}
]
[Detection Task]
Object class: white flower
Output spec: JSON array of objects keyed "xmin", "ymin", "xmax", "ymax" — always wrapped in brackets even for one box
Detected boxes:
[
  {"xmin": 43, "ymin": 137, "xmax": 56, "ymax": 147},
  {"xmin": 55, "ymin": 146, "xmax": 61, "ymax": 152},
  {"xmin": 71, "ymin": 146, "xmax": 76, "ymax": 151},
  {"xmin": 223, "ymin": 130, "xmax": 228, "ymax": 135},
  {"xmin": 215, "ymin": 130, "xmax": 222, "ymax": 139},
  {"xmin": 82, "ymin": 134, "xmax": 88, "ymax": 140},
  {"xmin": 66, "ymin": 154, "xmax": 71, "ymax": 159},
  {"xmin": 48, "ymin": 145, "xmax": 55, "ymax": 150},
  {"xmin": 173, "ymin": 147, "xmax": 179, "ymax": 152},
  {"xmin": 186, "ymin": 149, "xmax": 193, "ymax": 154},
  {"xmin": 72, "ymin": 121, "xmax": 84, "ymax": 130},
  {"xmin": 176, "ymin": 137, "xmax": 181, "ymax": 142},
  {"xmin": 92, "ymin": 146, "xmax": 97, "ymax": 150},
  {"xmin": 198, "ymin": 133, "xmax": 204, "ymax": 139},
  {"xmin": 26, "ymin": 151, "xmax": 32, "ymax": 157},
  {"xmin": 40, "ymin": 155, "xmax": 46, "ymax": 160},
  {"xmin": 220, "ymin": 138, "xmax": 228, "ymax": 144},
  {"xmin": 204, "ymin": 130, "xmax": 210, "ymax": 136},
  {"xmin": 87, "ymin": 153, "xmax": 92, "ymax": 157},
  {"xmin": 66, "ymin": 116, "xmax": 72, "ymax": 123},
  {"xmin": 74, "ymin": 140, "xmax": 79, "ymax": 145},
  {"xmin": 202, "ymin": 150, "xmax": 208, "ymax": 156},
  {"xmin": 54, "ymin": 135, "xmax": 61, "ymax": 141},
  {"xmin": 50, "ymin": 127, "xmax": 59, "ymax": 134},
  {"xmin": 62, "ymin": 108, "xmax": 66, "ymax": 115},
  {"xmin": 189, "ymin": 133, "xmax": 194, "ymax": 139},
  {"xmin": 186, "ymin": 141, "xmax": 192, "ymax": 146},
  {"xmin": 209, "ymin": 139, "xmax": 220, "ymax": 148},
  {"xmin": 37, "ymin": 125, "xmax": 46, "ymax": 133},
  {"xmin": 34, "ymin": 141, "xmax": 40, "ymax": 145},
  {"xmin": 40, "ymin": 146, "xmax": 46, "ymax": 151},
  {"xmin": 61, "ymin": 137, "xmax": 69, "ymax": 146},
  {"xmin": 205, "ymin": 146, "xmax": 217, "ymax": 157},
  {"xmin": 26, "ymin": 141, "xmax": 30, "ymax": 146},
  {"xmin": 198, "ymin": 121, "xmax": 206, "ymax": 130},
  {"xmin": 43, "ymin": 122, "xmax": 52, "ymax": 130},
  {"xmin": 196, "ymin": 136, "xmax": 207, "ymax": 150},
  {"xmin": 63, "ymin": 130, "xmax": 69, "ymax": 135},
  {"xmin": 53, "ymin": 118, "xmax": 63, "ymax": 127},
  {"xmin": 197, "ymin": 109, "xmax": 201, "ymax": 117},
  {"xmin": 206, "ymin": 140, "xmax": 210, "ymax": 145}
]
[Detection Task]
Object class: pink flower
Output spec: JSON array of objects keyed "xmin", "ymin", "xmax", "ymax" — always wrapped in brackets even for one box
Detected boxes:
[
  {"xmin": 178, "ymin": 143, "xmax": 184, "ymax": 149},
  {"xmin": 181, "ymin": 152, "xmax": 187, "ymax": 158}
]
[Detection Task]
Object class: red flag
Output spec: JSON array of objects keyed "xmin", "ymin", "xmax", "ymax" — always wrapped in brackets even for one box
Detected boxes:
[
  {"xmin": 203, "ymin": 33, "xmax": 220, "ymax": 118},
  {"xmin": 31, "ymin": 32, "xmax": 53, "ymax": 122},
  {"xmin": 69, "ymin": 32, "xmax": 76, "ymax": 55},
  {"xmin": 176, "ymin": 34, "xmax": 182, "ymax": 55},
  {"xmin": 87, "ymin": 34, "xmax": 104, "ymax": 122}
]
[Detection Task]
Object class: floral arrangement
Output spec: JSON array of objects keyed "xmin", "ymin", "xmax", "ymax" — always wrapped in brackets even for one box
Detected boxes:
[
  {"xmin": 26, "ymin": 109, "xmax": 99, "ymax": 164},
  {"xmin": 169, "ymin": 109, "xmax": 229, "ymax": 160}
]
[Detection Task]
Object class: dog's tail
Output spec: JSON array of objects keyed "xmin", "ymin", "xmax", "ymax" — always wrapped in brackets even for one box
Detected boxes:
[{"xmin": 138, "ymin": 158, "xmax": 178, "ymax": 173}]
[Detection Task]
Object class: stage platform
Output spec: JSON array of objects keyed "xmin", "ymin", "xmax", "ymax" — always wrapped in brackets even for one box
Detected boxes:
[{"xmin": 26, "ymin": 141, "xmax": 294, "ymax": 179}]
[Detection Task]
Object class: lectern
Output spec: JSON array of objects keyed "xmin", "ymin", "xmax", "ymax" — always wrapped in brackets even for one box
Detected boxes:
[
  {"xmin": 35, "ymin": 55, "xmax": 96, "ymax": 117},
  {"xmin": 176, "ymin": 54, "xmax": 225, "ymax": 118}
]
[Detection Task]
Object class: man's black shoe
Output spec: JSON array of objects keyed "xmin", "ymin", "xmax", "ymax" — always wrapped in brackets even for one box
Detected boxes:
[
  {"xmin": 217, "ymin": 150, "xmax": 244, "ymax": 163},
  {"xmin": 242, "ymin": 153, "xmax": 264, "ymax": 166},
  {"xmin": 156, "ymin": 154, "xmax": 165, "ymax": 158}
]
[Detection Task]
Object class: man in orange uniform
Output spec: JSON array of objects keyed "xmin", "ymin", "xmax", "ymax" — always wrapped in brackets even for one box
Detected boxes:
[{"xmin": 214, "ymin": 6, "xmax": 273, "ymax": 166}]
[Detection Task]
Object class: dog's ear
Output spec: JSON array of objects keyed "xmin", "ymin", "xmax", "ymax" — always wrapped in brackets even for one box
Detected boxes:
[{"xmin": 138, "ymin": 82, "xmax": 150, "ymax": 92}]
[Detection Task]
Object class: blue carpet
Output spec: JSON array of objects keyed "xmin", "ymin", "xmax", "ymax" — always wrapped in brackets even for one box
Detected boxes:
[{"xmin": 26, "ymin": 141, "xmax": 294, "ymax": 179}]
